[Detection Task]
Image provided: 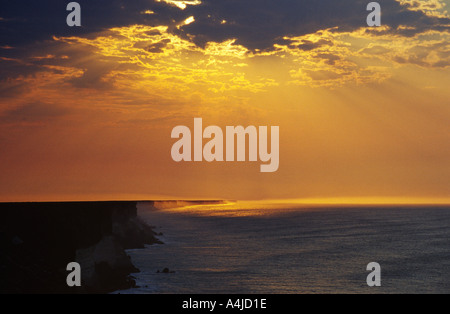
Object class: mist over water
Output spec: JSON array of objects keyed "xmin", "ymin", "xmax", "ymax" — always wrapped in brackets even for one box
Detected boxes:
[{"xmin": 118, "ymin": 202, "xmax": 450, "ymax": 294}]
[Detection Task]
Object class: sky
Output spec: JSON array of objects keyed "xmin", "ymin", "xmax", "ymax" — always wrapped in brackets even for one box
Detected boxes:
[{"xmin": 0, "ymin": 0, "xmax": 449, "ymax": 202}]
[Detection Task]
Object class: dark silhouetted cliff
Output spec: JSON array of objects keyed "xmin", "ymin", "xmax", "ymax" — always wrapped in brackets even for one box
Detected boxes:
[{"xmin": 0, "ymin": 201, "xmax": 160, "ymax": 294}]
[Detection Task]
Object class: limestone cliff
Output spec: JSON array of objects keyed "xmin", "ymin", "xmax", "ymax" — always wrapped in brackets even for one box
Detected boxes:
[{"xmin": 0, "ymin": 201, "xmax": 160, "ymax": 293}]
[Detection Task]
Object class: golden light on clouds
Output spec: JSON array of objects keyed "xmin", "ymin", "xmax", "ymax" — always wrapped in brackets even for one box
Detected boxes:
[
  {"xmin": 156, "ymin": 0, "xmax": 202, "ymax": 10},
  {"xmin": 0, "ymin": 1, "xmax": 449, "ymax": 202},
  {"xmin": 397, "ymin": 0, "xmax": 449, "ymax": 17},
  {"xmin": 50, "ymin": 20, "xmax": 450, "ymax": 96}
]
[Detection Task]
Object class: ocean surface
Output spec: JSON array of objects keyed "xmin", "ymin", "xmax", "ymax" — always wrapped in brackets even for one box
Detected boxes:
[{"xmin": 117, "ymin": 202, "xmax": 450, "ymax": 294}]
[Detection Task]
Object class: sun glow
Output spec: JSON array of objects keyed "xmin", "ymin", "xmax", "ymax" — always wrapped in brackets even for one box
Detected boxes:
[
  {"xmin": 1, "ymin": 1, "xmax": 449, "ymax": 202},
  {"xmin": 156, "ymin": 0, "xmax": 202, "ymax": 10}
]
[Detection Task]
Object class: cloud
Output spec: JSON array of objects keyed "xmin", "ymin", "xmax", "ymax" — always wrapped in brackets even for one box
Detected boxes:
[
  {"xmin": 1, "ymin": 0, "xmax": 449, "ymax": 51},
  {"xmin": 174, "ymin": 0, "xmax": 450, "ymax": 50},
  {"xmin": 0, "ymin": 0, "xmax": 449, "ymax": 92},
  {"xmin": 396, "ymin": 0, "xmax": 449, "ymax": 17},
  {"xmin": 0, "ymin": 102, "xmax": 70, "ymax": 124}
]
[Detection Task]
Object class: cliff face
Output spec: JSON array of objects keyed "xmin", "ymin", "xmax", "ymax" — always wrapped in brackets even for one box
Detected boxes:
[{"xmin": 0, "ymin": 201, "xmax": 160, "ymax": 294}]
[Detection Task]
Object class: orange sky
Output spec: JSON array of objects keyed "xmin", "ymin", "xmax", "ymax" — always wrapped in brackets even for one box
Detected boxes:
[{"xmin": 0, "ymin": 1, "xmax": 449, "ymax": 202}]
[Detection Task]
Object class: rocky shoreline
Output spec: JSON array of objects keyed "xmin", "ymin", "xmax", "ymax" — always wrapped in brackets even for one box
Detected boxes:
[{"xmin": 0, "ymin": 201, "xmax": 161, "ymax": 294}]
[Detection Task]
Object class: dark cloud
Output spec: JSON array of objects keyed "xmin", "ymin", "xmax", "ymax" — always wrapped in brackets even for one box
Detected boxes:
[
  {"xmin": 177, "ymin": 0, "xmax": 367, "ymax": 49},
  {"xmin": 0, "ymin": 0, "xmax": 188, "ymax": 49},
  {"xmin": 0, "ymin": 102, "xmax": 70, "ymax": 123},
  {"xmin": 294, "ymin": 39, "xmax": 334, "ymax": 51},
  {"xmin": 177, "ymin": 0, "xmax": 450, "ymax": 50},
  {"xmin": 0, "ymin": 0, "xmax": 448, "ymax": 91},
  {"xmin": 133, "ymin": 39, "xmax": 171, "ymax": 53},
  {"xmin": 1, "ymin": 0, "xmax": 449, "ymax": 52},
  {"xmin": 0, "ymin": 57, "xmax": 40, "ymax": 81},
  {"xmin": 0, "ymin": 43, "xmax": 70, "ymax": 83}
]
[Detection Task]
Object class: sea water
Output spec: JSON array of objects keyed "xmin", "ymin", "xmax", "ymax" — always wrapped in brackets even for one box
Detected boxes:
[{"xmin": 117, "ymin": 202, "xmax": 450, "ymax": 294}]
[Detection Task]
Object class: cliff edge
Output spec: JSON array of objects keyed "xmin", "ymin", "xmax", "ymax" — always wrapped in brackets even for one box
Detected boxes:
[{"xmin": 0, "ymin": 201, "xmax": 161, "ymax": 294}]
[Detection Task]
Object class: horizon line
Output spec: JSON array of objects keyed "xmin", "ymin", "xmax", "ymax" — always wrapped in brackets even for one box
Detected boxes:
[{"xmin": 0, "ymin": 196, "xmax": 450, "ymax": 206}]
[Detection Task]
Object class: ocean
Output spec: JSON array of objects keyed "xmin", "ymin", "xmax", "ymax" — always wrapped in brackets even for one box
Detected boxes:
[{"xmin": 117, "ymin": 202, "xmax": 450, "ymax": 294}]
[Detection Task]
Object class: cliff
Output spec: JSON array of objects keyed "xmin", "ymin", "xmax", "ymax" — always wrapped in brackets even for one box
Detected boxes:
[
  {"xmin": 0, "ymin": 201, "xmax": 161, "ymax": 294},
  {"xmin": 152, "ymin": 200, "xmax": 226, "ymax": 209}
]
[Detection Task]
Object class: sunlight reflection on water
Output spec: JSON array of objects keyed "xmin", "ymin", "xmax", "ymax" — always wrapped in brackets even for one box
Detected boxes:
[{"xmin": 116, "ymin": 202, "xmax": 450, "ymax": 294}]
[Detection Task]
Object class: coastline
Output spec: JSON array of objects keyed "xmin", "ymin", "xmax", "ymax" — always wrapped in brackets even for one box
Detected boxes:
[{"xmin": 0, "ymin": 200, "xmax": 224, "ymax": 294}]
